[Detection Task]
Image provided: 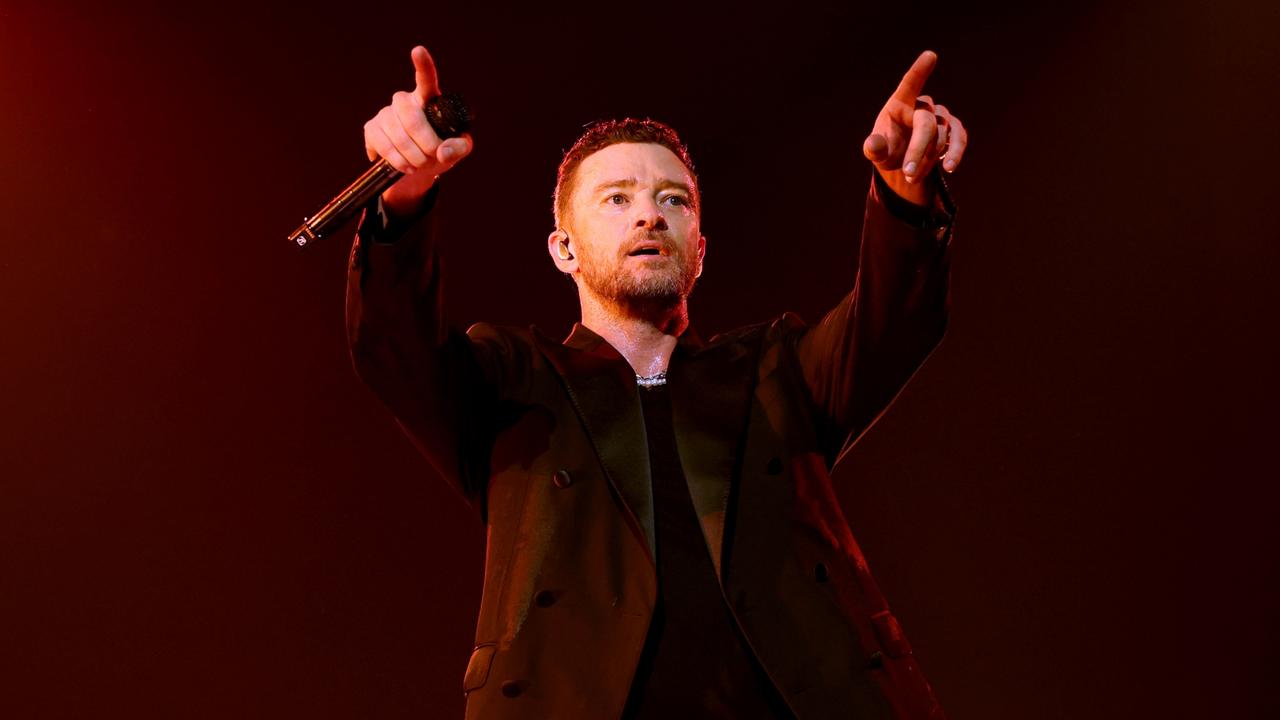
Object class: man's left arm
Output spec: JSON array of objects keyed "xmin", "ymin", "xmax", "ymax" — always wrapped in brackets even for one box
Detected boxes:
[{"xmin": 794, "ymin": 51, "xmax": 969, "ymax": 466}]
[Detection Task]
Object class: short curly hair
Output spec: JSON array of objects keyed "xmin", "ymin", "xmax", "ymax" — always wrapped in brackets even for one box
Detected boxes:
[{"xmin": 553, "ymin": 118, "xmax": 699, "ymax": 229}]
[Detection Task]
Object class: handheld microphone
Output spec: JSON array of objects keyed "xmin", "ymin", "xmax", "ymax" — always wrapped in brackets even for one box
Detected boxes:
[{"xmin": 288, "ymin": 92, "xmax": 471, "ymax": 248}]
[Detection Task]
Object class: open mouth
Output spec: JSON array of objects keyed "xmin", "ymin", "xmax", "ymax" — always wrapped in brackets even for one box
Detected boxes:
[{"xmin": 629, "ymin": 248, "xmax": 663, "ymax": 256}]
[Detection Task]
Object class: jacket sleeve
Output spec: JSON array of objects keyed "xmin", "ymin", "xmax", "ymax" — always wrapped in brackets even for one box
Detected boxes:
[
  {"xmin": 344, "ymin": 190, "xmax": 503, "ymax": 508},
  {"xmin": 795, "ymin": 169, "xmax": 955, "ymax": 468}
]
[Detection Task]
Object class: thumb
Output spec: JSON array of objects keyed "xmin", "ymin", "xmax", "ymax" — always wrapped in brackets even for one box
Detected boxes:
[
  {"xmin": 863, "ymin": 133, "xmax": 889, "ymax": 165},
  {"xmin": 435, "ymin": 135, "xmax": 472, "ymax": 167}
]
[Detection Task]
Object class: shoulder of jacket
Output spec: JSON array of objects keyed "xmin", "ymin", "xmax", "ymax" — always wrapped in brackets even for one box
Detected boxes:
[
  {"xmin": 707, "ymin": 312, "xmax": 808, "ymax": 347},
  {"xmin": 772, "ymin": 311, "xmax": 808, "ymax": 335},
  {"xmin": 464, "ymin": 321, "xmax": 540, "ymax": 346}
]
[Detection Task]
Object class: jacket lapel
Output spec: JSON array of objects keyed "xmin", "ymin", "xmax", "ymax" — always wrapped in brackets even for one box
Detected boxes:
[
  {"xmin": 532, "ymin": 323, "xmax": 759, "ymax": 582},
  {"xmin": 668, "ymin": 331, "xmax": 759, "ymax": 581},
  {"xmin": 532, "ymin": 325, "xmax": 656, "ymax": 564}
]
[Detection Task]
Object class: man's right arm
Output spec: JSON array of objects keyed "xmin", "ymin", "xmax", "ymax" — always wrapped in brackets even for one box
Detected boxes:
[
  {"xmin": 343, "ymin": 46, "xmax": 486, "ymax": 504},
  {"xmin": 345, "ymin": 192, "xmax": 494, "ymax": 504}
]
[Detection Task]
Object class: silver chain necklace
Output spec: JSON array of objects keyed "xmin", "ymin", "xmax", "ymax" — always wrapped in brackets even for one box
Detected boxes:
[{"xmin": 635, "ymin": 371, "xmax": 668, "ymax": 388}]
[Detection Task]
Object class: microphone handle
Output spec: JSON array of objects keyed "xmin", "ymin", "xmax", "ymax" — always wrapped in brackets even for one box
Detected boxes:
[{"xmin": 289, "ymin": 160, "xmax": 402, "ymax": 247}]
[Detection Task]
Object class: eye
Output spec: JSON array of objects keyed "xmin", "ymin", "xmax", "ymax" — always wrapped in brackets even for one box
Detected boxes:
[
  {"xmin": 606, "ymin": 193, "xmax": 627, "ymax": 205},
  {"xmin": 663, "ymin": 195, "xmax": 689, "ymax": 207}
]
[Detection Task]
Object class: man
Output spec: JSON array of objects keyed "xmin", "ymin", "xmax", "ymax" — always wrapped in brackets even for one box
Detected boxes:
[{"xmin": 347, "ymin": 45, "xmax": 966, "ymax": 719}]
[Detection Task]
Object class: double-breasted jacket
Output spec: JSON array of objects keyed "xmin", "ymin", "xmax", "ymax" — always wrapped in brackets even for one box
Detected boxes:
[{"xmin": 345, "ymin": 172, "xmax": 955, "ymax": 719}]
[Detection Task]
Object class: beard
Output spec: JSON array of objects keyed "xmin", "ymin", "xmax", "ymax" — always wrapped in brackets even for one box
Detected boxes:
[{"xmin": 577, "ymin": 231, "xmax": 700, "ymax": 313}]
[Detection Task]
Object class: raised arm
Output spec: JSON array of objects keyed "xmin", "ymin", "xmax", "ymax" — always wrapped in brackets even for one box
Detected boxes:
[
  {"xmin": 796, "ymin": 51, "xmax": 968, "ymax": 467},
  {"xmin": 344, "ymin": 46, "xmax": 492, "ymax": 505}
]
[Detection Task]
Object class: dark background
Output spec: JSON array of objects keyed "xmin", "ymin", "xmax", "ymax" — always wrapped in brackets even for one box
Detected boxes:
[{"xmin": 3, "ymin": 0, "xmax": 1277, "ymax": 717}]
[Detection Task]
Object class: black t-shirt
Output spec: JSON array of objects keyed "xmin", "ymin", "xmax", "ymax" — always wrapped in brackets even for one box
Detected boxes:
[{"xmin": 622, "ymin": 385, "xmax": 794, "ymax": 719}]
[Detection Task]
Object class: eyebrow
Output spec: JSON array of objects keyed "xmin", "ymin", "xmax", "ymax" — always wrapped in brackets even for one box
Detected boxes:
[{"xmin": 592, "ymin": 177, "xmax": 694, "ymax": 197}]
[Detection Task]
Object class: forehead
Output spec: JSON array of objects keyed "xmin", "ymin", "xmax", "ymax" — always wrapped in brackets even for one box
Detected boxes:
[{"xmin": 573, "ymin": 142, "xmax": 695, "ymax": 196}]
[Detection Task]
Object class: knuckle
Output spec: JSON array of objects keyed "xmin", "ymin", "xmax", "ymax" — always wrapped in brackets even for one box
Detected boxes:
[
  {"xmin": 406, "ymin": 113, "xmax": 434, "ymax": 139},
  {"xmin": 388, "ymin": 121, "xmax": 412, "ymax": 141},
  {"xmin": 412, "ymin": 124, "xmax": 440, "ymax": 150},
  {"xmin": 393, "ymin": 135, "xmax": 427, "ymax": 163},
  {"xmin": 390, "ymin": 134, "xmax": 412, "ymax": 152}
]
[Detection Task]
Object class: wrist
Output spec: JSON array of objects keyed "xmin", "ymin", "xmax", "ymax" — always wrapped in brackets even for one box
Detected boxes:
[
  {"xmin": 870, "ymin": 166, "xmax": 955, "ymax": 242},
  {"xmin": 876, "ymin": 168, "xmax": 935, "ymax": 207},
  {"xmin": 381, "ymin": 179, "xmax": 436, "ymax": 222}
]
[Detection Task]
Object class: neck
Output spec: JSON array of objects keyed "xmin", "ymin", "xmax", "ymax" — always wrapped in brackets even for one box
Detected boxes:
[{"xmin": 578, "ymin": 289, "xmax": 688, "ymax": 378}]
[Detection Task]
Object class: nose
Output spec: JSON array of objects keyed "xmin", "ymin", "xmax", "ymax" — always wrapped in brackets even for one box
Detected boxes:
[{"xmin": 633, "ymin": 195, "xmax": 668, "ymax": 232}]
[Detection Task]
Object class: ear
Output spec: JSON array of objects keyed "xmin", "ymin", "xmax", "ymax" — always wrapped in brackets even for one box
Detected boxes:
[
  {"xmin": 547, "ymin": 229, "xmax": 578, "ymax": 274},
  {"xmin": 695, "ymin": 234, "xmax": 707, "ymax": 278}
]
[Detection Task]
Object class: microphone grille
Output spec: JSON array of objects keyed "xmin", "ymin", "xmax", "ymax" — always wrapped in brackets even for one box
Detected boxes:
[{"xmin": 425, "ymin": 92, "xmax": 472, "ymax": 139}]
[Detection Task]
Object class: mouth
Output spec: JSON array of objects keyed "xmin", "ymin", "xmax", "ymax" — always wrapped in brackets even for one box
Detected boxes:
[{"xmin": 627, "ymin": 242, "xmax": 668, "ymax": 257}]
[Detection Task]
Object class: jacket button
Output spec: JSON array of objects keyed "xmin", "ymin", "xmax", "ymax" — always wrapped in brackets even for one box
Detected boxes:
[
  {"xmin": 534, "ymin": 590, "xmax": 556, "ymax": 608},
  {"xmin": 552, "ymin": 469, "xmax": 573, "ymax": 489},
  {"xmin": 814, "ymin": 562, "xmax": 829, "ymax": 582},
  {"xmin": 500, "ymin": 680, "xmax": 522, "ymax": 698},
  {"xmin": 766, "ymin": 457, "xmax": 783, "ymax": 475}
]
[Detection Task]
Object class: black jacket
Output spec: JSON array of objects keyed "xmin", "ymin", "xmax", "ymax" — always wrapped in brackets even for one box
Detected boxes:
[{"xmin": 346, "ymin": 172, "xmax": 954, "ymax": 719}]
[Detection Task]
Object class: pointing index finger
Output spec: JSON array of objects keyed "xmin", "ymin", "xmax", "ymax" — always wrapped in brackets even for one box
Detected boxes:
[
  {"xmin": 891, "ymin": 50, "xmax": 937, "ymax": 104},
  {"xmin": 411, "ymin": 45, "xmax": 440, "ymax": 106}
]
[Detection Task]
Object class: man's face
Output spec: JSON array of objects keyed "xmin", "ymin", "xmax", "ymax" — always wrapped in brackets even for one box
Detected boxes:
[{"xmin": 564, "ymin": 142, "xmax": 704, "ymax": 307}]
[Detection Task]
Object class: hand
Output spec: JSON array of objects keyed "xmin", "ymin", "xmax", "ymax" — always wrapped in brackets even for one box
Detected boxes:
[
  {"xmin": 862, "ymin": 51, "xmax": 968, "ymax": 206},
  {"xmin": 363, "ymin": 45, "xmax": 474, "ymax": 218}
]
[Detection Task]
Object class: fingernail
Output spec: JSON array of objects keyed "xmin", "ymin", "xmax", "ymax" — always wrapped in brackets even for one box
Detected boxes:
[
  {"xmin": 943, "ymin": 159, "xmax": 956, "ymax": 172},
  {"xmin": 904, "ymin": 161, "xmax": 917, "ymax": 176},
  {"xmin": 439, "ymin": 146, "xmax": 456, "ymax": 162}
]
